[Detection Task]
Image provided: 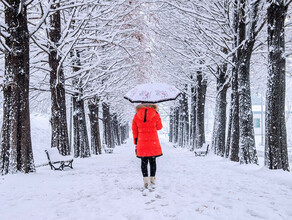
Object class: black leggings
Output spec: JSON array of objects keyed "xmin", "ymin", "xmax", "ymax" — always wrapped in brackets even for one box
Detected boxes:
[{"xmin": 141, "ymin": 157, "xmax": 156, "ymax": 177}]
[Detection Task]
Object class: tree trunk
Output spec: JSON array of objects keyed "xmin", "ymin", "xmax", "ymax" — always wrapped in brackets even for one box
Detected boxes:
[
  {"xmin": 227, "ymin": 0, "xmax": 240, "ymax": 162},
  {"xmin": 73, "ymin": 92, "xmax": 90, "ymax": 158},
  {"xmin": 212, "ymin": 63, "xmax": 228, "ymax": 157},
  {"xmin": 229, "ymin": 67, "xmax": 240, "ymax": 162},
  {"xmin": 88, "ymin": 97, "xmax": 102, "ymax": 155},
  {"xmin": 49, "ymin": 0, "xmax": 70, "ymax": 155},
  {"xmin": 237, "ymin": 0, "xmax": 259, "ymax": 164},
  {"xmin": 178, "ymin": 98, "xmax": 184, "ymax": 147},
  {"xmin": 103, "ymin": 102, "xmax": 114, "ymax": 148},
  {"xmin": 0, "ymin": 1, "xmax": 35, "ymax": 174},
  {"xmin": 173, "ymin": 107, "xmax": 179, "ymax": 144},
  {"xmin": 113, "ymin": 114, "xmax": 121, "ymax": 146},
  {"xmin": 195, "ymin": 71, "xmax": 207, "ymax": 149},
  {"xmin": 182, "ymin": 87, "xmax": 189, "ymax": 146},
  {"xmin": 169, "ymin": 107, "xmax": 174, "ymax": 142},
  {"xmin": 121, "ymin": 124, "xmax": 128, "ymax": 144},
  {"xmin": 238, "ymin": 52, "xmax": 258, "ymax": 164},
  {"xmin": 225, "ymin": 102, "xmax": 232, "ymax": 158},
  {"xmin": 120, "ymin": 123, "xmax": 129, "ymax": 143},
  {"xmin": 265, "ymin": 1, "xmax": 289, "ymax": 171},
  {"xmin": 190, "ymin": 83, "xmax": 197, "ymax": 150}
]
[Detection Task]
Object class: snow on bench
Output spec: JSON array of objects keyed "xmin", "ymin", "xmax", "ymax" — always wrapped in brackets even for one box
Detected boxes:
[
  {"xmin": 194, "ymin": 144, "xmax": 209, "ymax": 156},
  {"xmin": 44, "ymin": 148, "xmax": 74, "ymax": 170},
  {"xmin": 102, "ymin": 144, "xmax": 114, "ymax": 153}
]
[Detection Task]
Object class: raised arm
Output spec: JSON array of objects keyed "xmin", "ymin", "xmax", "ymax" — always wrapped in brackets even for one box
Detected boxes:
[{"xmin": 132, "ymin": 115, "xmax": 138, "ymax": 145}]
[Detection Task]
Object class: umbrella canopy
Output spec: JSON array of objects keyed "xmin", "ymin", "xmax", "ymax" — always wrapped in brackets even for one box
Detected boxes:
[{"xmin": 124, "ymin": 83, "xmax": 181, "ymax": 103}]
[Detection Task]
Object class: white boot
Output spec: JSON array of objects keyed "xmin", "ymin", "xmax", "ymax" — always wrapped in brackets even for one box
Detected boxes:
[
  {"xmin": 150, "ymin": 176, "xmax": 156, "ymax": 189},
  {"xmin": 143, "ymin": 177, "xmax": 150, "ymax": 189}
]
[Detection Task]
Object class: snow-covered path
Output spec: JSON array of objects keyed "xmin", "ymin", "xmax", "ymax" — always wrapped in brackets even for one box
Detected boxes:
[{"xmin": 0, "ymin": 138, "xmax": 292, "ymax": 220}]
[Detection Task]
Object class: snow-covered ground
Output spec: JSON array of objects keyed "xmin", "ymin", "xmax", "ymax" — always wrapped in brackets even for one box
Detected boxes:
[{"xmin": 1, "ymin": 133, "xmax": 292, "ymax": 219}]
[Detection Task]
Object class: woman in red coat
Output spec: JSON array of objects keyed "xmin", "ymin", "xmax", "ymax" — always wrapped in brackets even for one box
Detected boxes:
[{"xmin": 132, "ymin": 103, "xmax": 163, "ymax": 189}]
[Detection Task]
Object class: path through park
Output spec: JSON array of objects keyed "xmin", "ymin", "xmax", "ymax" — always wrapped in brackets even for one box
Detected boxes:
[{"xmin": 1, "ymin": 137, "xmax": 292, "ymax": 220}]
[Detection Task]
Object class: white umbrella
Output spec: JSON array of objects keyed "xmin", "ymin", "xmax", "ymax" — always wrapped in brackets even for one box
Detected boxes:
[{"xmin": 124, "ymin": 83, "xmax": 181, "ymax": 103}]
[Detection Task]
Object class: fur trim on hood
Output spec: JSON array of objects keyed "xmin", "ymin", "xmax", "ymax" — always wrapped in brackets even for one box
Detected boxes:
[{"xmin": 136, "ymin": 104, "xmax": 158, "ymax": 113}]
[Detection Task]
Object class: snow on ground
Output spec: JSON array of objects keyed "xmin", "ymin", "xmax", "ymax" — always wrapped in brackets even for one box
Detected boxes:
[{"xmin": 1, "ymin": 135, "xmax": 292, "ymax": 220}]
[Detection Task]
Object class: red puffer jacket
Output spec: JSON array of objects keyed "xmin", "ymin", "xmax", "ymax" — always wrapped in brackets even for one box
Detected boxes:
[{"xmin": 132, "ymin": 104, "xmax": 163, "ymax": 158}]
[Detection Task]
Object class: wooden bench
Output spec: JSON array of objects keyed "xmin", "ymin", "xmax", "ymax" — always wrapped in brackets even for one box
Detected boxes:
[
  {"xmin": 102, "ymin": 144, "xmax": 114, "ymax": 153},
  {"xmin": 194, "ymin": 144, "xmax": 209, "ymax": 156},
  {"xmin": 45, "ymin": 149, "xmax": 74, "ymax": 170},
  {"xmin": 104, "ymin": 149, "xmax": 113, "ymax": 153}
]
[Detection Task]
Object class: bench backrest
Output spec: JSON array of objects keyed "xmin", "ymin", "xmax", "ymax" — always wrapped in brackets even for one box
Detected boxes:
[{"xmin": 45, "ymin": 148, "xmax": 73, "ymax": 162}]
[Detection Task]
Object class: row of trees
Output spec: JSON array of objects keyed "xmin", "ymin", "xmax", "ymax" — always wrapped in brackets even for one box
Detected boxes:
[
  {"xmin": 161, "ymin": 0, "xmax": 291, "ymax": 171},
  {"xmin": 0, "ymin": 0, "xmax": 291, "ymax": 174},
  {"xmin": 0, "ymin": 0, "xmax": 145, "ymax": 175}
]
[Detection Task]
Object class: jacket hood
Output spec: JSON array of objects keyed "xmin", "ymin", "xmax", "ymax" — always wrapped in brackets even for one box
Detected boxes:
[{"xmin": 136, "ymin": 104, "xmax": 158, "ymax": 122}]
